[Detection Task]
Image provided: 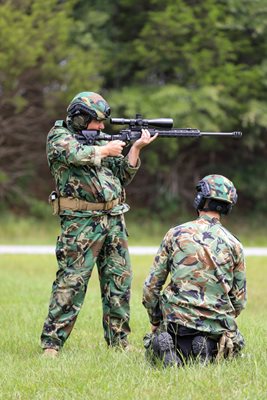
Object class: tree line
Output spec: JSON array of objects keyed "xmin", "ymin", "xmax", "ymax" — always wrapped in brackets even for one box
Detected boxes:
[{"xmin": 0, "ymin": 0, "xmax": 267, "ymax": 215}]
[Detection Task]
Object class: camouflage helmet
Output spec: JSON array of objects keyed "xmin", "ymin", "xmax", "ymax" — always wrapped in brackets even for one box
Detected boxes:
[
  {"xmin": 67, "ymin": 92, "xmax": 111, "ymax": 129},
  {"xmin": 194, "ymin": 174, "xmax": 237, "ymax": 214}
]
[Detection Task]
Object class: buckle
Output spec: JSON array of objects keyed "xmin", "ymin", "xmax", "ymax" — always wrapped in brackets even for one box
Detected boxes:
[
  {"xmin": 103, "ymin": 199, "xmax": 119, "ymax": 211},
  {"xmin": 103, "ymin": 200, "xmax": 111, "ymax": 211}
]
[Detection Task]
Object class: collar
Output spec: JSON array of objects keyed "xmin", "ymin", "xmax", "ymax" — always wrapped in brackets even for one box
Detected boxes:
[{"xmin": 197, "ymin": 214, "xmax": 221, "ymax": 225}]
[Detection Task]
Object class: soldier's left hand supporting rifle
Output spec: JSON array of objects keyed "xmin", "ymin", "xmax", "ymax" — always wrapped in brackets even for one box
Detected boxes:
[{"xmin": 75, "ymin": 113, "xmax": 242, "ymax": 145}]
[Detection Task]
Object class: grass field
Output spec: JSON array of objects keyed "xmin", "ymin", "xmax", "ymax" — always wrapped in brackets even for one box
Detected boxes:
[
  {"xmin": 0, "ymin": 254, "xmax": 266, "ymax": 400},
  {"xmin": 1, "ymin": 212, "xmax": 267, "ymax": 246}
]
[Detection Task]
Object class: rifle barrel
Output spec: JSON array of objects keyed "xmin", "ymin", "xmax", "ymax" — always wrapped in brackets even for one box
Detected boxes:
[
  {"xmin": 155, "ymin": 129, "xmax": 242, "ymax": 138},
  {"xmin": 199, "ymin": 131, "xmax": 242, "ymax": 137}
]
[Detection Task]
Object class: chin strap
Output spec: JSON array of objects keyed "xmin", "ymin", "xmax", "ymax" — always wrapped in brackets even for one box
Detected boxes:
[{"xmin": 201, "ymin": 200, "xmax": 232, "ymax": 215}]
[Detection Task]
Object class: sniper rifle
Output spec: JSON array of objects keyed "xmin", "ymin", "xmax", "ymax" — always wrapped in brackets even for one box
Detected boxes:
[{"xmin": 75, "ymin": 114, "xmax": 242, "ymax": 145}]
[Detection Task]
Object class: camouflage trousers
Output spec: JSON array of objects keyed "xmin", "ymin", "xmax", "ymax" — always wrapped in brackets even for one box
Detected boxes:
[{"xmin": 41, "ymin": 213, "xmax": 132, "ymax": 350}]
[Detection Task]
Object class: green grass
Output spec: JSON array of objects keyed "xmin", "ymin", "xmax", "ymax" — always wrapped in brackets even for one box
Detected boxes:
[{"xmin": 0, "ymin": 255, "xmax": 266, "ymax": 400}]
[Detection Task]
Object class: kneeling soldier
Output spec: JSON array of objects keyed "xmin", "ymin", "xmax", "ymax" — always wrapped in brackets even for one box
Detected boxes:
[{"xmin": 142, "ymin": 175, "xmax": 247, "ymax": 367}]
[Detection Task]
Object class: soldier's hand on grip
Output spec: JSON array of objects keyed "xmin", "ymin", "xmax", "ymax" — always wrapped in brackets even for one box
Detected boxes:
[{"xmin": 101, "ymin": 140, "xmax": 126, "ymax": 157}]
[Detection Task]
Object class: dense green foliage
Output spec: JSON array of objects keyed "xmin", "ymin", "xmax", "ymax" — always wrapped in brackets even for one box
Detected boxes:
[{"xmin": 0, "ymin": 0, "xmax": 267, "ymax": 213}]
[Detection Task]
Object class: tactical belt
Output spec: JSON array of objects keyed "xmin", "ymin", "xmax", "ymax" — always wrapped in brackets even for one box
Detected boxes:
[{"xmin": 59, "ymin": 197, "xmax": 121, "ymax": 211}]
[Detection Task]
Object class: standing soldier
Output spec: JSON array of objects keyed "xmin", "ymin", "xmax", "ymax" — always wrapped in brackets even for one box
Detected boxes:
[
  {"xmin": 41, "ymin": 91, "xmax": 157, "ymax": 357},
  {"xmin": 143, "ymin": 175, "xmax": 247, "ymax": 367}
]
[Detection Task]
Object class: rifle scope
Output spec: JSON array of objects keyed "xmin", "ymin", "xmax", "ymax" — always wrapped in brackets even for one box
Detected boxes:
[{"xmin": 110, "ymin": 114, "xmax": 173, "ymax": 129}]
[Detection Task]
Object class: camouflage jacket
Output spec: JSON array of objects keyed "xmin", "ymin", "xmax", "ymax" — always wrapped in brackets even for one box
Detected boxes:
[
  {"xmin": 47, "ymin": 120, "xmax": 140, "ymax": 216},
  {"xmin": 143, "ymin": 214, "xmax": 247, "ymax": 335}
]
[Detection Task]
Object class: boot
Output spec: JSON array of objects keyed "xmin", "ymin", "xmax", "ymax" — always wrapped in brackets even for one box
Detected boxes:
[
  {"xmin": 42, "ymin": 348, "xmax": 59, "ymax": 358},
  {"xmin": 153, "ymin": 332, "xmax": 182, "ymax": 368},
  {"xmin": 191, "ymin": 335, "xmax": 211, "ymax": 363}
]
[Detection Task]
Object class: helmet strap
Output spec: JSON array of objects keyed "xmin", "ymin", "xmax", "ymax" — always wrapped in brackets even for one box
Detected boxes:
[
  {"xmin": 202, "ymin": 199, "xmax": 232, "ymax": 215},
  {"xmin": 194, "ymin": 195, "xmax": 232, "ymax": 215}
]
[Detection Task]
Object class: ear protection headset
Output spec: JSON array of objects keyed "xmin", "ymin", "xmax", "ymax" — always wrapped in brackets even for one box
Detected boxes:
[
  {"xmin": 194, "ymin": 191, "xmax": 206, "ymax": 211},
  {"xmin": 67, "ymin": 102, "xmax": 94, "ymax": 130}
]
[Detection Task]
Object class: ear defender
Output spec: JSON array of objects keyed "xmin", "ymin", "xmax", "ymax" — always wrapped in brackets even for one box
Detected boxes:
[
  {"xmin": 194, "ymin": 192, "xmax": 206, "ymax": 210},
  {"xmin": 67, "ymin": 101, "xmax": 95, "ymax": 128},
  {"xmin": 72, "ymin": 114, "xmax": 92, "ymax": 130}
]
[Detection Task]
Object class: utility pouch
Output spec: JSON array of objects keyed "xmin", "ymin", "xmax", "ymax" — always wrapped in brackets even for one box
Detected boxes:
[{"xmin": 48, "ymin": 191, "xmax": 59, "ymax": 215}]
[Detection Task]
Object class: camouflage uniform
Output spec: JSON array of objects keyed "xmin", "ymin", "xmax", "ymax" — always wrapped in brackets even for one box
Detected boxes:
[
  {"xmin": 143, "ymin": 214, "xmax": 247, "ymax": 355},
  {"xmin": 41, "ymin": 120, "xmax": 140, "ymax": 350}
]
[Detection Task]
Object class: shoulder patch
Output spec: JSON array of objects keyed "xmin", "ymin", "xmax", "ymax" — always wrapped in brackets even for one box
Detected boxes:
[{"xmin": 54, "ymin": 120, "xmax": 67, "ymax": 128}]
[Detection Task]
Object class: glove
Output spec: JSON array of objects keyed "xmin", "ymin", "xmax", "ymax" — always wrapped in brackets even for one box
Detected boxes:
[{"xmin": 216, "ymin": 332, "xmax": 234, "ymax": 361}]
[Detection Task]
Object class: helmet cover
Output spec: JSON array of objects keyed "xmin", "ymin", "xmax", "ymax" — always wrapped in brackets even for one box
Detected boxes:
[
  {"xmin": 67, "ymin": 91, "xmax": 111, "ymax": 121},
  {"xmin": 196, "ymin": 174, "xmax": 237, "ymax": 205}
]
